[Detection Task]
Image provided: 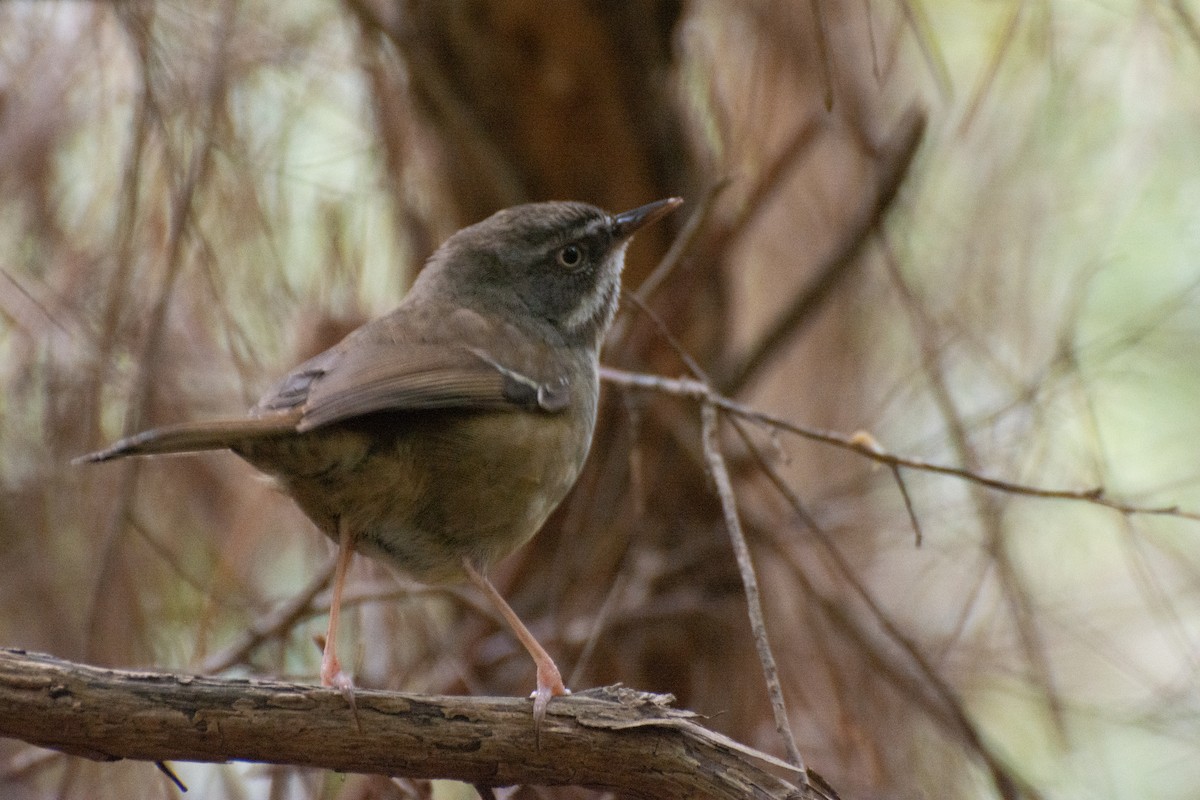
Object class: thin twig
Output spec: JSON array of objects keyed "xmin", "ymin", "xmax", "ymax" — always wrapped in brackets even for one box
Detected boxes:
[
  {"xmin": 711, "ymin": 115, "xmax": 825, "ymax": 267},
  {"xmin": 154, "ymin": 761, "xmax": 187, "ymax": 793},
  {"xmin": 567, "ymin": 567, "xmax": 631, "ymax": 690},
  {"xmin": 620, "ymin": 292, "xmax": 708, "ymax": 381},
  {"xmin": 601, "ymin": 367, "xmax": 1200, "ymax": 523},
  {"xmin": 809, "ymin": 0, "xmax": 836, "ymax": 109},
  {"xmin": 894, "ymin": 0, "xmax": 954, "ymax": 101},
  {"xmin": 730, "ymin": 418, "xmax": 1038, "ymax": 799},
  {"xmin": 621, "ymin": 288, "xmax": 812, "ymax": 768},
  {"xmin": 200, "ymin": 556, "xmax": 337, "ymax": 675},
  {"xmin": 957, "ymin": 0, "xmax": 1026, "ymax": 136},
  {"xmin": 700, "ymin": 403, "xmax": 808, "ymax": 779},
  {"xmin": 1173, "ymin": 0, "xmax": 1200, "ymax": 53},
  {"xmin": 888, "ymin": 464, "xmax": 926, "ymax": 547},
  {"xmin": 716, "ymin": 106, "xmax": 926, "ymax": 393}
]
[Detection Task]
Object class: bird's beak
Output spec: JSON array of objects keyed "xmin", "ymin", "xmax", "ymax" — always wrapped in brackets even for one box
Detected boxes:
[{"xmin": 612, "ymin": 197, "xmax": 684, "ymax": 241}]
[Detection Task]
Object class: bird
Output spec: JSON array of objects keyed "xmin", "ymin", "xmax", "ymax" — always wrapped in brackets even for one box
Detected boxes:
[{"xmin": 76, "ymin": 196, "xmax": 683, "ymax": 728}]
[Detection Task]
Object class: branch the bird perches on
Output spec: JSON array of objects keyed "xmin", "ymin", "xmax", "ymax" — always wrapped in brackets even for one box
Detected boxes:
[{"xmin": 0, "ymin": 648, "xmax": 833, "ymax": 799}]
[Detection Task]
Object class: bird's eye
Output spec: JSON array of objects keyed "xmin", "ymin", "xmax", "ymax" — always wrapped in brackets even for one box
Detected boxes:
[{"xmin": 555, "ymin": 244, "xmax": 584, "ymax": 269}]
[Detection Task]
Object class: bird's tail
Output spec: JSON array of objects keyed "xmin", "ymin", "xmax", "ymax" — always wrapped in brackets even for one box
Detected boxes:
[{"xmin": 73, "ymin": 412, "xmax": 302, "ymax": 464}]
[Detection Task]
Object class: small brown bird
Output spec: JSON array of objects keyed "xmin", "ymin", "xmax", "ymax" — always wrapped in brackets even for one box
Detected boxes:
[{"xmin": 77, "ymin": 197, "xmax": 683, "ymax": 724}]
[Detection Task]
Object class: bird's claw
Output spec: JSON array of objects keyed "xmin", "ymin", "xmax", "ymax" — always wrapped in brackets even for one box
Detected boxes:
[
  {"xmin": 320, "ymin": 654, "xmax": 360, "ymax": 729},
  {"xmin": 531, "ymin": 663, "xmax": 570, "ymax": 746}
]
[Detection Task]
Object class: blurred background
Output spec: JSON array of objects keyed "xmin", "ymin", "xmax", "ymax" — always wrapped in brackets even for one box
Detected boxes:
[{"xmin": 2, "ymin": 1, "xmax": 1200, "ymax": 798}]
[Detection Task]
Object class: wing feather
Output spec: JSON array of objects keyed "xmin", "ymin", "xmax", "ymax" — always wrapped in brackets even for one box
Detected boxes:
[{"xmin": 289, "ymin": 343, "xmax": 568, "ymax": 432}]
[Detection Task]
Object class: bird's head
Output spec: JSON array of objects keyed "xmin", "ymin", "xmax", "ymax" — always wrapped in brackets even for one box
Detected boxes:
[{"xmin": 421, "ymin": 197, "xmax": 682, "ymax": 348}]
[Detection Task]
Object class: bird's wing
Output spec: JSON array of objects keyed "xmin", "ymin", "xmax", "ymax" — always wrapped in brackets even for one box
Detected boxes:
[{"xmin": 260, "ymin": 340, "xmax": 571, "ymax": 433}]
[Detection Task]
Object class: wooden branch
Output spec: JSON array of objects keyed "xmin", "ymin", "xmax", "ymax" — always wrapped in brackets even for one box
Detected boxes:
[
  {"xmin": 0, "ymin": 649, "xmax": 826, "ymax": 799},
  {"xmin": 700, "ymin": 403, "xmax": 806, "ymax": 778},
  {"xmin": 601, "ymin": 366, "xmax": 1200, "ymax": 524}
]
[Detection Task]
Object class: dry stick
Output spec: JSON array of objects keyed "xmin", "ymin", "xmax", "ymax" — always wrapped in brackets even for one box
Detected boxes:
[
  {"xmin": 0, "ymin": 649, "xmax": 812, "ymax": 800},
  {"xmin": 620, "ymin": 296, "xmax": 813, "ymax": 781},
  {"xmin": 567, "ymin": 566, "xmax": 631, "ymax": 690},
  {"xmin": 957, "ymin": 0, "xmax": 1025, "ymax": 136},
  {"xmin": 730, "ymin": 418, "xmax": 1039, "ymax": 800},
  {"xmin": 127, "ymin": 513, "xmax": 217, "ymax": 596},
  {"xmin": 619, "ymin": 187, "xmax": 1030, "ymax": 794},
  {"xmin": 606, "ymin": 180, "xmax": 729, "ymax": 366},
  {"xmin": 87, "ymin": 4, "xmax": 156, "ymax": 435},
  {"xmin": 889, "ymin": 464, "xmax": 926, "ymax": 547},
  {"xmin": 153, "ymin": 761, "xmax": 187, "ymax": 793},
  {"xmin": 765, "ymin": 530, "xmax": 1033, "ymax": 800},
  {"xmin": 0, "ymin": 269, "xmax": 70, "ymax": 334},
  {"xmin": 199, "ymin": 518, "xmax": 590, "ymax": 698},
  {"xmin": 601, "ymin": 368, "xmax": 1200, "ymax": 523},
  {"xmin": 710, "ymin": 114, "xmax": 825, "ymax": 268},
  {"xmin": 894, "ymin": 0, "xmax": 954, "ymax": 101},
  {"xmin": 201, "ymin": 563, "xmax": 493, "ymax": 679},
  {"xmin": 700, "ymin": 403, "xmax": 809, "ymax": 781}
]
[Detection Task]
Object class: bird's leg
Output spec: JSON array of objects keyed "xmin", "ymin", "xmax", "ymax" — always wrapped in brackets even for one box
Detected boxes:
[
  {"xmin": 321, "ymin": 518, "xmax": 356, "ymax": 693},
  {"xmin": 462, "ymin": 558, "xmax": 568, "ymax": 736}
]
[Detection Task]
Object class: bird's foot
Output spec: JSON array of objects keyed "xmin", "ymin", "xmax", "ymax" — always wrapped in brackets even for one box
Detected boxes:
[
  {"xmin": 531, "ymin": 660, "xmax": 570, "ymax": 745},
  {"xmin": 315, "ymin": 634, "xmax": 353, "ymax": 687},
  {"xmin": 316, "ymin": 635, "xmax": 357, "ymax": 706},
  {"xmin": 324, "ymin": 667, "xmax": 355, "ymax": 692},
  {"xmin": 319, "ymin": 648, "xmax": 361, "ymax": 729}
]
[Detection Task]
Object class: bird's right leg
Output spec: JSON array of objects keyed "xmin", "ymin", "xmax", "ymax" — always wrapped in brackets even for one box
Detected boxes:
[
  {"xmin": 320, "ymin": 517, "xmax": 356, "ymax": 692},
  {"xmin": 462, "ymin": 558, "xmax": 568, "ymax": 739}
]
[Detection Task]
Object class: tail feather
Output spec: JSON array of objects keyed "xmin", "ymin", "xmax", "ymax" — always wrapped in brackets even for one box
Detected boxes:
[{"xmin": 73, "ymin": 412, "xmax": 302, "ymax": 464}]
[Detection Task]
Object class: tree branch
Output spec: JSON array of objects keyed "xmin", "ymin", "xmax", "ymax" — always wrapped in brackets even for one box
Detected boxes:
[
  {"xmin": 0, "ymin": 648, "xmax": 828, "ymax": 799},
  {"xmin": 601, "ymin": 367, "xmax": 1200, "ymax": 523},
  {"xmin": 700, "ymin": 403, "xmax": 807, "ymax": 779}
]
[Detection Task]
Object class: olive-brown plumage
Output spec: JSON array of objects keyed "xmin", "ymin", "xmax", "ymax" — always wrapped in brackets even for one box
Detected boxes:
[{"xmin": 78, "ymin": 197, "xmax": 682, "ymax": 726}]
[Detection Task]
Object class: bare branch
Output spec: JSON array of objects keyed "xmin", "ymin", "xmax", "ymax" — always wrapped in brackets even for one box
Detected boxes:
[
  {"xmin": 731, "ymin": 422, "xmax": 1040, "ymax": 800},
  {"xmin": 889, "ymin": 465, "xmax": 926, "ymax": 547},
  {"xmin": 0, "ymin": 649, "xmax": 827, "ymax": 800},
  {"xmin": 601, "ymin": 367, "xmax": 1200, "ymax": 523},
  {"xmin": 700, "ymin": 403, "xmax": 808, "ymax": 779}
]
